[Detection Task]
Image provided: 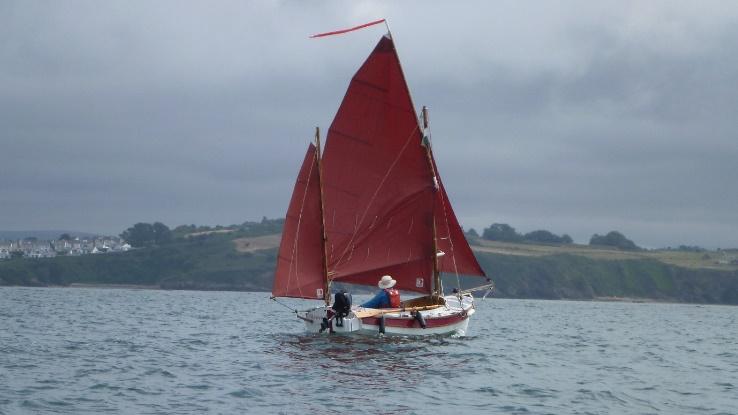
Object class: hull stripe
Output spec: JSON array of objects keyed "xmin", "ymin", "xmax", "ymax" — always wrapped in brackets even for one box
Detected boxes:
[{"xmin": 361, "ymin": 311, "xmax": 467, "ymax": 328}]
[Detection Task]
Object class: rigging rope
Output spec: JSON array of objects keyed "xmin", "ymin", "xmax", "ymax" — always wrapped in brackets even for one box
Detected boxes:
[{"xmin": 269, "ymin": 296, "xmax": 300, "ymax": 315}]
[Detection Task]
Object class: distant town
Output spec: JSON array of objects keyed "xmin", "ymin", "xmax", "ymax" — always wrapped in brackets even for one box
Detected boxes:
[{"xmin": 0, "ymin": 235, "xmax": 131, "ymax": 260}]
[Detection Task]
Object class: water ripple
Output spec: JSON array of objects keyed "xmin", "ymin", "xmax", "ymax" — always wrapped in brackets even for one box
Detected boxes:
[{"xmin": 1, "ymin": 288, "xmax": 737, "ymax": 414}]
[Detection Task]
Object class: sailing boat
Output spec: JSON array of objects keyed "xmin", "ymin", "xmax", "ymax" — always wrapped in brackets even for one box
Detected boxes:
[{"xmin": 272, "ymin": 24, "xmax": 491, "ymax": 336}]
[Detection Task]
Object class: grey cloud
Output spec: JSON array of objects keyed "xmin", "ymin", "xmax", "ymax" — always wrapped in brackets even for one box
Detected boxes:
[{"xmin": 1, "ymin": 1, "xmax": 737, "ymax": 248}]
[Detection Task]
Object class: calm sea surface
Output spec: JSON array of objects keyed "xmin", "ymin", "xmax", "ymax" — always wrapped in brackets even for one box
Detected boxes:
[{"xmin": 1, "ymin": 287, "xmax": 736, "ymax": 414}]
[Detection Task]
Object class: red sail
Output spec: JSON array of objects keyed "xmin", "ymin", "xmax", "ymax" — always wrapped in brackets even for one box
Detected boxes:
[
  {"xmin": 272, "ymin": 144, "xmax": 326, "ymax": 299},
  {"xmin": 432, "ymin": 155, "xmax": 486, "ymax": 277},
  {"xmin": 321, "ymin": 35, "xmax": 435, "ymax": 293}
]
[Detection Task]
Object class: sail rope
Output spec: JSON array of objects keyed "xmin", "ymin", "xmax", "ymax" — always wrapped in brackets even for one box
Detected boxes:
[
  {"xmin": 269, "ymin": 296, "xmax": 314, "ymax": 315},
  {"xmin": 436, "ymin": 167, "xmax": 463, "ymax": 296},
  {"xmin": 270, "ymin": 296, "xmax": 300, "ymax": 314}
]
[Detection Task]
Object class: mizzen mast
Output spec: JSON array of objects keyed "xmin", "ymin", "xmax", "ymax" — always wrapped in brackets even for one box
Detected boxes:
[
  {"xmin": 314, "ymin": 126, "xmax": 331, "ymax": 306},
  {"xmin": 420, "ymin": 106, "xmax": 443, "ymax": 297}
]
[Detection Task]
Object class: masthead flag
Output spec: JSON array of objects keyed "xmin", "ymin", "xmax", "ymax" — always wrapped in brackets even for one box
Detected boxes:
[{"xmin": 310, "ymin": 19, "xmax": 386, "ymax": 38}]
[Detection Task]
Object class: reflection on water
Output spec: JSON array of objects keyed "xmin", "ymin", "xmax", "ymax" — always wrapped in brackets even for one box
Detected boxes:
[{"xmin": 271, "ymin": 332, "xmax": 470, "ymax": 390}]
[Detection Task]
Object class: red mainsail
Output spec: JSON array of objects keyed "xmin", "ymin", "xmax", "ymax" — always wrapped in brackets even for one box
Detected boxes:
[
  {"xmin": 321, "ymin": 35, "xmax": 436, "ymax": 293},
  {"xmin": 272, "ymin": 144, "xmax": 327, "ymax": 299},
  {"xmin": 274, "ymin": 34, "xmax": 485, "ymax": 299}
]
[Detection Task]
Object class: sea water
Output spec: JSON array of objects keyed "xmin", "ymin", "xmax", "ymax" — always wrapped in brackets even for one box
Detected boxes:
[{"xmin": 1, "ymin": 287, "xmax": 736, "ymax": 414}]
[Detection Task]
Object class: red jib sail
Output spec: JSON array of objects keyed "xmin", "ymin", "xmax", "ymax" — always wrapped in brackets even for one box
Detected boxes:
[
  {"xmin": 272, "ymin": 144, "xmax": 326, "ymax": 299},
  {"xmin": 321, "ymin": 35, "xmax": 435, "ymax": 293},
  {"xmin": 432, "ymin": 155, "xmax": 486, "ymax": 277}
]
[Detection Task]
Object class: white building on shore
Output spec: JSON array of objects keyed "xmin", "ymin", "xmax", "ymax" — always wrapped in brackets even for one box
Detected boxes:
[{"xmin": 0, "ymin": 236, "xmax": 131, "ymax": 260}]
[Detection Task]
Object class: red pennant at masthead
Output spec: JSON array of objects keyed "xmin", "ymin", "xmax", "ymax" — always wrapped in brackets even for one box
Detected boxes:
[{"xmin": 310, "ymin": 19, "xmax": 386, "ymax": 38}]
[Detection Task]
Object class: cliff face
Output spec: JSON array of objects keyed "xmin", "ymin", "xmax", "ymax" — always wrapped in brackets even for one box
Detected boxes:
[
  {"xmin": 2, "ymin": 234, "xmax": 737, "ymax": 305},
  {"xmin": 475, "ymin": 253, "xmax": 738, "ymax": 304}
]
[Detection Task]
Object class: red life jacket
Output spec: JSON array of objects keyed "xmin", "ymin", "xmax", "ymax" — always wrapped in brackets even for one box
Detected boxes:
[{"xmin": 384, "ymin": 288, "xmax": 401, "ymax": 308}]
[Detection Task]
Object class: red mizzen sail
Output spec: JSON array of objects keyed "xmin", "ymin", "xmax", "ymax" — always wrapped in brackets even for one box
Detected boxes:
[
  {"xmin": 321, "ymin": 35, "xmax": 435, "ymax": 293},
  {"xmin": 272, "ymin": 144, "xmax": 327, "ymax": 299}
]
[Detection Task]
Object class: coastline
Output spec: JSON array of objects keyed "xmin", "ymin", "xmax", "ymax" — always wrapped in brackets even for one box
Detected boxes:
[
  {"xmin": 3, "ymin": 284, "xmax": 735, "ymax": 306},
  {"xmin": 593, "ymin": 296, "xmax": 651, "ymax": 303},
  {"xmin": 66, "ymin": 283, "xmax": 161, "ymax": 290}
]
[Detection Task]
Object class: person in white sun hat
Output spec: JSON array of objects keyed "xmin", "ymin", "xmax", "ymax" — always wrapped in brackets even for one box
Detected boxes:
[{"xmin": 360, "ymin": 275, "xmax": 401, "ymax": 309}]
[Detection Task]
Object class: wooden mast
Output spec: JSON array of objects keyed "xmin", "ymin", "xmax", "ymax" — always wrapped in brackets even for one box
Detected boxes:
[
  {"xmin": 315, "ymin": 127, "xmax": 331, "ymax": 305},
  {"xmin": 432, "ymin": 215, "xmax": 441, "ymax": 297},
  {"xmin": 420, "ymin": 106, "xmax": 442, "ymax": 297}
]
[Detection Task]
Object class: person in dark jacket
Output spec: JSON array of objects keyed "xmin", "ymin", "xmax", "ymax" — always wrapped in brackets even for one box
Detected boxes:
[{"xmin": 331, "ymin": 289, "xmax": 352, "ymax": 327}]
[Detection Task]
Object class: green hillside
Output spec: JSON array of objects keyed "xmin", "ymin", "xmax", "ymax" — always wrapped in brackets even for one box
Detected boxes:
[
  {"xmin": 2, "ymin": 227, "xmax": 737, "ymax": 305},
  {"xmin": 471, "ymin": 238, "xmax": 738, "ymax": 272},
  {"xmin": 0, "ymin": 227, "xmax": 277, "ymax": 291}
]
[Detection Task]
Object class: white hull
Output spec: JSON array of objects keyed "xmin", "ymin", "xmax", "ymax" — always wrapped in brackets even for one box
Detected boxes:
[{"xmin": 300, "ymin": 294, "xmax": 475, "ymax": 337}]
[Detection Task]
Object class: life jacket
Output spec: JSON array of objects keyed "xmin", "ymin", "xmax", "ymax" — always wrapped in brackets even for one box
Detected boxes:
[{"xmin": 384, "ymin": 288, "xmax": 401, "ymax": 308}]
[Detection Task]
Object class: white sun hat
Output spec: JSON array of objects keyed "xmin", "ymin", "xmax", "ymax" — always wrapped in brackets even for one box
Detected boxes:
[{"xmin": 378, "ymin": 275, "xmax": 397, "ymax": 289}]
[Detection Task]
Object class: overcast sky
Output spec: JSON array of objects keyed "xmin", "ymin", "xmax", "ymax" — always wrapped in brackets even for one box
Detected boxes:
[{"xmin": 2, "ymin": 1, "xmax": 737, "ymax": 248}]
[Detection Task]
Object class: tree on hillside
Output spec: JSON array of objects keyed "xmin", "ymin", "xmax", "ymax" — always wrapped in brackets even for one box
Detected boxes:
[
  {"xmin": 524, "ymin": 230, "xmax": 561, "ymax": 244},
  {"xmin": 676, "ymin": 245, "xmax": 706, "ymax": 252},
  {"xmin": 482, "ymin": 223, "xmax": 523, "ymax": 242},
  {"xmin": 465, "ymin": 228, "xmax": 479, "ymax": 238},
  {"xmin": 589, "ymin": 231, "xmax": 639, "ymax": 251},
  {"xmin": 120, "ymin": 222, "xmax": 172, "ymax": 248},
  {"xmin": 121, "ymin": 223, "xmax": 154, "ymax": 247},
  {"xmin": 152, "ymin": 222, "xmax": 172, "ymax": 245},
  {"xmin": 519, "ymin": 230, "xmax": 574, "ymax": 244},
  {"xmin": 58, "ymin": 233, "xmax": 72, "ymax": 241}
]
